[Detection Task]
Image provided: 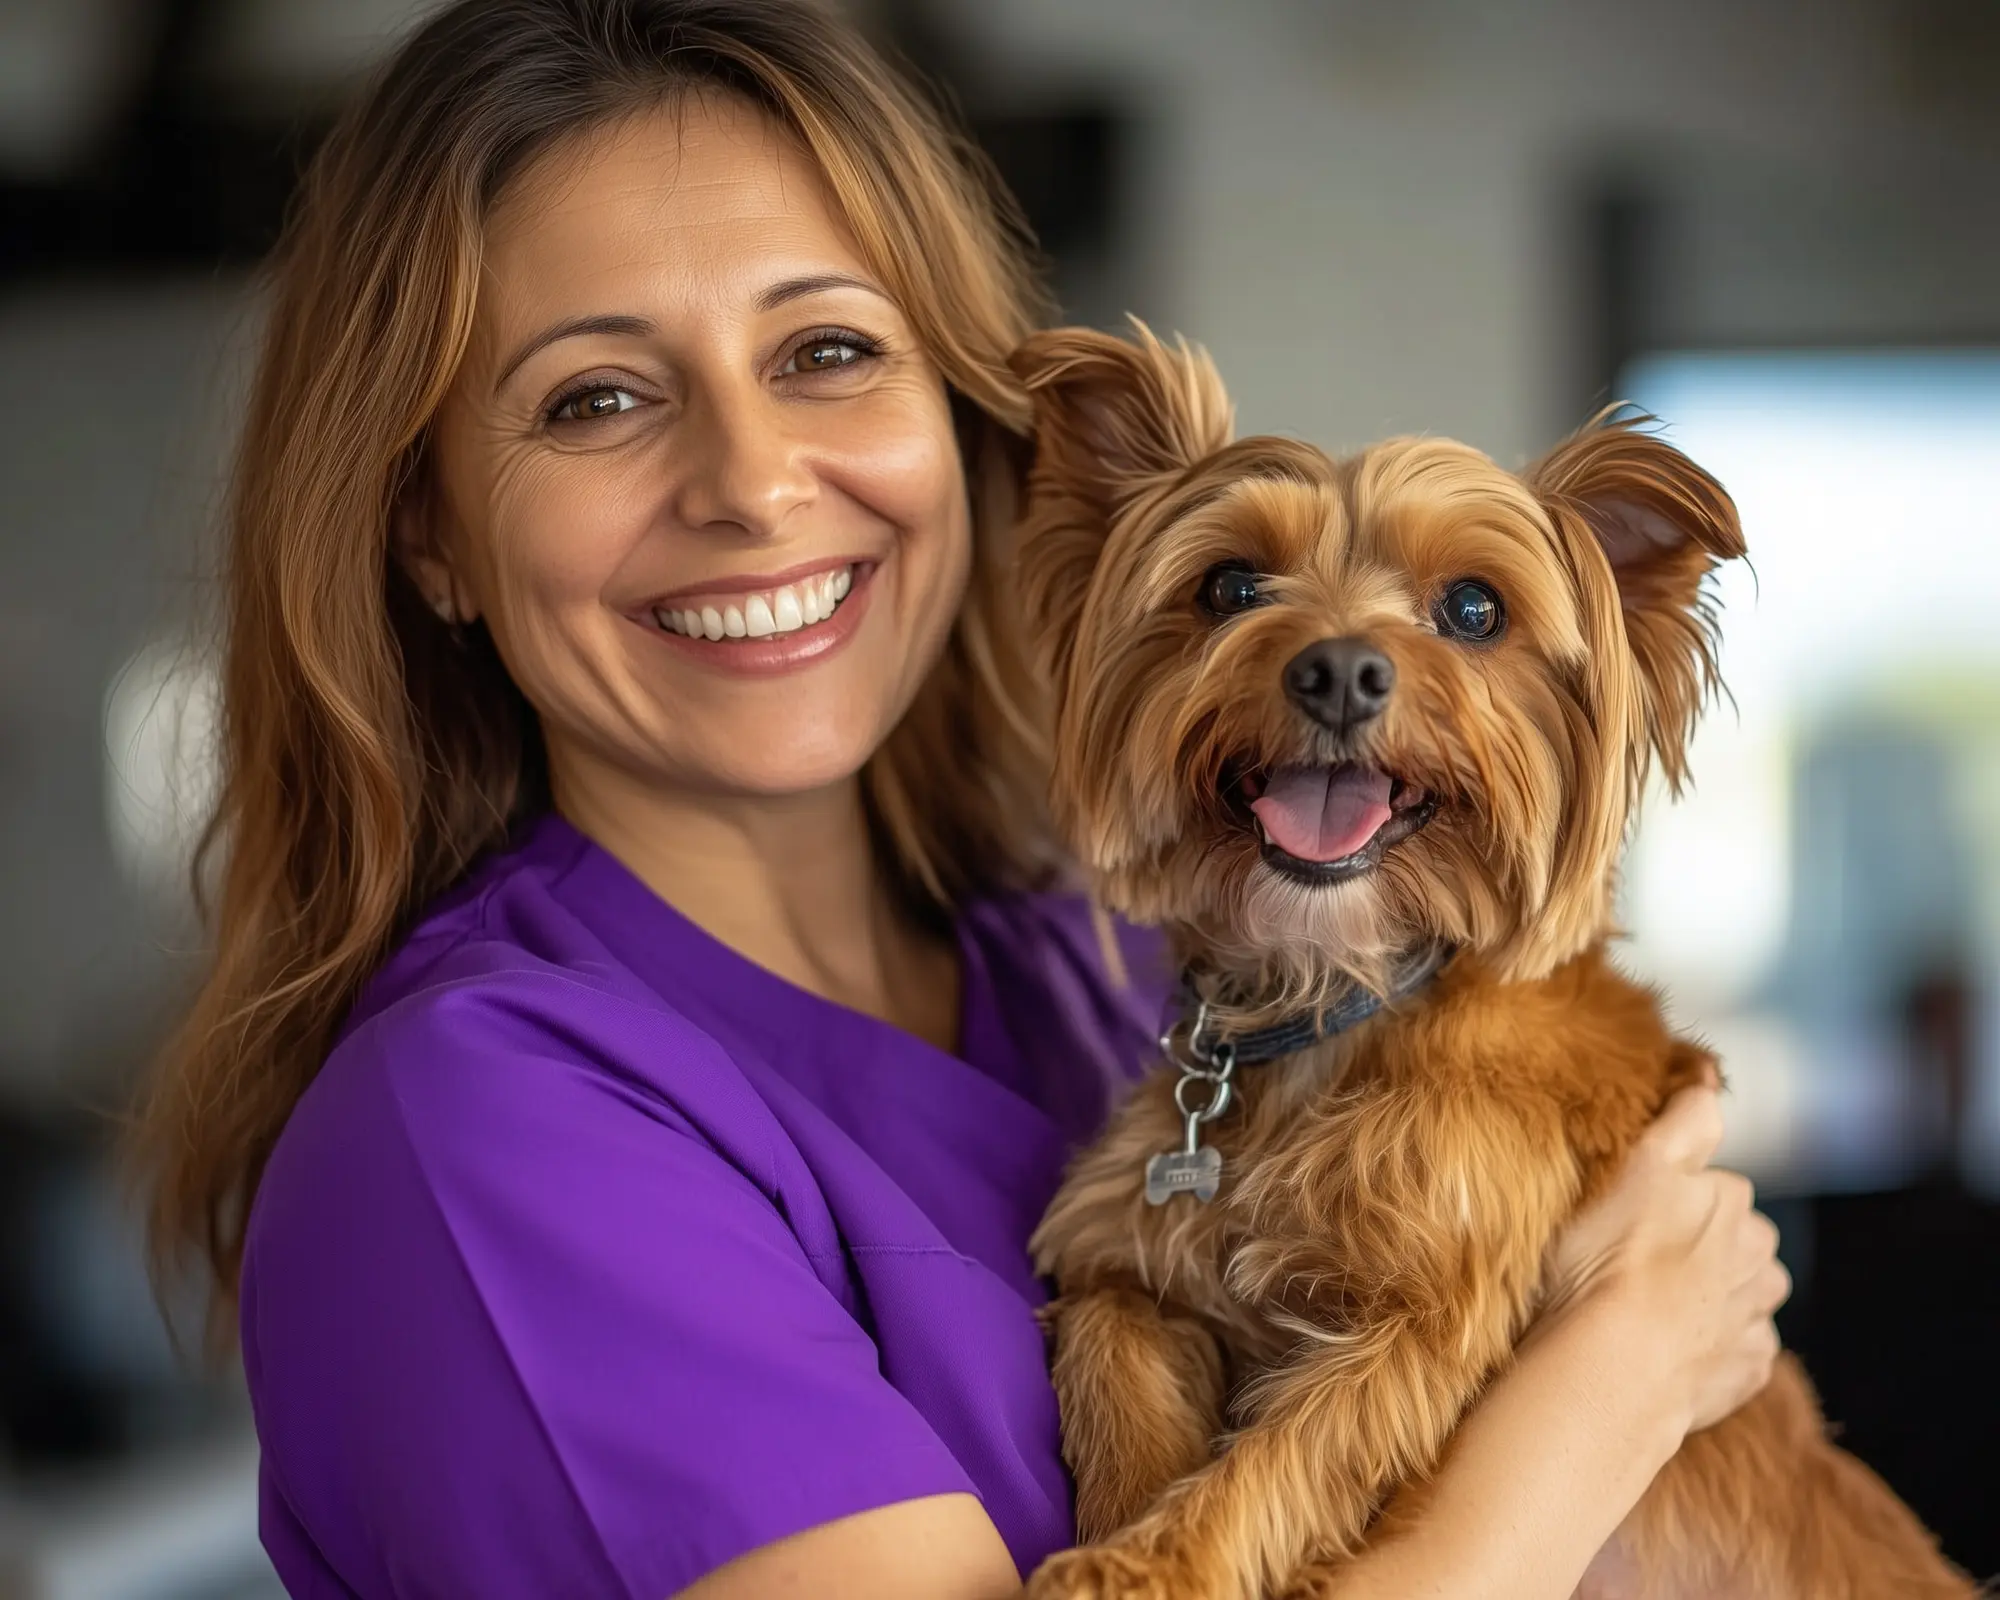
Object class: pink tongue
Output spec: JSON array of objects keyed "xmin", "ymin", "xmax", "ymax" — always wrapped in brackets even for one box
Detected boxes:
[{"xmin": 1250, "ymin": 766, "xmax": 1394, "ymax": 863}]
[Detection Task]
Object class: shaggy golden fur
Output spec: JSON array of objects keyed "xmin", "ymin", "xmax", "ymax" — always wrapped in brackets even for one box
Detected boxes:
[{"xmin": 1012, "ymin": 325, "xmax": 1974, "ymax": 1599}]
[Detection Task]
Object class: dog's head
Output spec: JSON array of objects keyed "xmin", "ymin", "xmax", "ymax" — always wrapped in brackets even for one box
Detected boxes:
[{"xmin": 1011, "ymin": 324, "xmax": 1744, "ymax": 1003}]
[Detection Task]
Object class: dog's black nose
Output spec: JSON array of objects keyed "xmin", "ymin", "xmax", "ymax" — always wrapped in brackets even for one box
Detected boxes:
[{"xmin": 1283, "ymin": 637, "xmax": 1395, "ymax": 731}]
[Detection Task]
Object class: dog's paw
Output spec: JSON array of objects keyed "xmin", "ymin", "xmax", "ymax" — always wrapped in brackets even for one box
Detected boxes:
[{"xmin": 1023, "ymin": 1544, "xmax": 1212, "ymax": 1600}]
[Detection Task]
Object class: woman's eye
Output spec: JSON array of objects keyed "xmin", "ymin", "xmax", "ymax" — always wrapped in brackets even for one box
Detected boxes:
[
  {"xmin": 1438, "ymin": 579, "xmax": 1504, "ymax": 641},
  {"xmin": 782, "ymin": 335, "xmax": 878, "ymax": 376},
  {"xmin": 1201, "ymin": 563, "xmax": 1265, "ymax": 617},
  {"xmin": 796, "ymin": 340, "xmax": 859, "ymax": 371},
  {"xmin": 549, "ymin": 385, "xmax": 640, "ymax": 423}
]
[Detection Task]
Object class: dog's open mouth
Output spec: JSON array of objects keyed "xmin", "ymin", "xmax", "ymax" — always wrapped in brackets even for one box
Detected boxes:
[{"xmin": 1232, "ymin": 762, "xmax": 1437, "ymax": 884}]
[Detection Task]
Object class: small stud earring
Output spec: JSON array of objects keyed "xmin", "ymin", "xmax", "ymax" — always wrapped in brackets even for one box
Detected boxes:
[{"xmin": 431, "ymin": 594, "xmax": 459, "ymax": 625}]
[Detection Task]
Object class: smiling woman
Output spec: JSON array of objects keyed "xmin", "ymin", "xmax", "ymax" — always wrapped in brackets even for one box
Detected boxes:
[{"xmin": 130, "ymin": 4, "xmax": 1144, "ymax": 1596}]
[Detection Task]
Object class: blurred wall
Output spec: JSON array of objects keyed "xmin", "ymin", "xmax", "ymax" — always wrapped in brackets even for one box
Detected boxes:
[
  {"xmin": 928, "ymin": 0, "xmax": 2000, "ymax": 458},
  {"xmin": 0, "ymin": 282, "xmax": 245, "ymax": 1102}
]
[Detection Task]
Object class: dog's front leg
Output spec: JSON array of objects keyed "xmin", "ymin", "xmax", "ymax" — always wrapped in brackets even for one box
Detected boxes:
[
  {"xmin": 1026, "ymin": 1309, "xmax": 1503, "ymax": 1600},
  {"xmin": 1042, "ymin": 1285, "xmax": 1226, "ymax": 1538}
]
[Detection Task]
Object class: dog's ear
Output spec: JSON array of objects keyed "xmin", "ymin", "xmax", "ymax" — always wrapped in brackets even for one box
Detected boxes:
[
  {"xmin": 1008, "ymin": 322, "xmax": 1233, "ymax": 684},
  {"xmin": 1010, "ymin": 321, "xmax": 1233, "ymax": 513},
  {"xmin": 1527, "ymin": 413, "xmax": 1745, "ymax": 790}
]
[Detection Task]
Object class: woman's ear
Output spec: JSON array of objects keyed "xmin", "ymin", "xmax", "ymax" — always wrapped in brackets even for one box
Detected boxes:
[
  {"xmin": 1527, "ymin": 413, "xmax": 1745, "ymax": 790},
  {"xmin": 1007, "ymin": 321, "xmax": 1233, "ymax": 685},
  {"xmin": 392, "ymin": 472, "xmax": 479, "ymax": 627}
]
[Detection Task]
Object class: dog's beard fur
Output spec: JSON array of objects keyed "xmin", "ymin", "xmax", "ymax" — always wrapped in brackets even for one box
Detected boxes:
[{"xmin": 1012, "ymin": 323, "xmax": 1743, "ymax": 1022}]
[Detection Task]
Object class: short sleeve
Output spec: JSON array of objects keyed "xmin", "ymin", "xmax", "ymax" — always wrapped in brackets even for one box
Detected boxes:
[{"xmin": 241, "ymin": 970, "xmax": 977, "ymax": 1599}]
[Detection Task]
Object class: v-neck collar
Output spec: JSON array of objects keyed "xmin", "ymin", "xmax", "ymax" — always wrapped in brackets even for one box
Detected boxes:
[
  {"xmin": 561, "ymin": 817, "xmax": 1082, "ymax": 1122},
  {"xmin": 523, "ymin": 815, "xmax": 1089, "ymax": 1291},
  {"xmin": 522, "ymin": 813, "xmax": 1023, "ymax": 1085}
]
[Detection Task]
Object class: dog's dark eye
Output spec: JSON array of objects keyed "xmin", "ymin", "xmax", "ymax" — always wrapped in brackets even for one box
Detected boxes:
[
  {"xmin": 1438, "ymin": 579, "xmax": 1504, "ymax": 641},
  {"xmin": 1202, "ymin": 563, "xmax": 1264, "ymax": 617}
]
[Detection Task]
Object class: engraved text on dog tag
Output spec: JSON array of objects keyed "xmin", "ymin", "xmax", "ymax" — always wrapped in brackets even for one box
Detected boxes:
[
  {"xmin": 1146, "ymin": 1102, "xmax": 1223, "ymax": 1204},
  {"xmin": 1145, "ymin": 1143, "xmax": 1222, "ymax": 1204}
]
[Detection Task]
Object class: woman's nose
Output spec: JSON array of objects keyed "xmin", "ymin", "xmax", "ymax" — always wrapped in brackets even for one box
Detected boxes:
[{"xmin": 670, "ymin": 382, "xmax": 817, "ymax": 540}]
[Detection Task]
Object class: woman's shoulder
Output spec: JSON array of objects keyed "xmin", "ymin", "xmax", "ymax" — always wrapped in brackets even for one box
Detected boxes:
[
  {"xmin": 346, "ymin": 812, "xmax": 654, "ymax": 1031},
  {"xmin": 258, "ymin": 824, "xmax": 792, "ymax": 1257},
  {"xmin": 238, "ymin": 918, "xmax": 959, "ymax": 1600}
]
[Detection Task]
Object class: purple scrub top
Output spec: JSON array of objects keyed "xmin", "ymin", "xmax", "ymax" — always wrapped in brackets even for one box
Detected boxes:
[{"xmin": 240, "ymin": 813, "xmax": 1167, "ymax": 1597}]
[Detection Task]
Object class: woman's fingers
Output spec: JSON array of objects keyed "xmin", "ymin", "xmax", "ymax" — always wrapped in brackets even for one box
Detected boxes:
[
  {"xmin": 1713, "ymin": 1214, "xmax": 1788, "ymax": 1374},
  {"xmin": 1750, "ymin": 1253, "xmax": 1792, "ymax": 1317},
  {"xmin": 1643, "ymin": 1083, "xmax": 1726, "ymax": 1171},
  {"xmin": 1746, "ymin": 1206, "xmax": 1781, "ymax": 1265},
  {"xmin": 1545, "ymin": 1075, "xmax": 1797, "ymax": 1436},
  {"xmin": 1732, "ymin": 1318, "xmax": 1782, "ymax": 1411},
  {"xmin": 1724, "ymin": 1194, "xmax": 1783, "ymax": 1289}
]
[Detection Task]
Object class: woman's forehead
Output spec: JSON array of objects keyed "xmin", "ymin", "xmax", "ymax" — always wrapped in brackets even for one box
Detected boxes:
[{"xmin": 473, "ymin": 97, "xmax": 877, "ymax": 339}]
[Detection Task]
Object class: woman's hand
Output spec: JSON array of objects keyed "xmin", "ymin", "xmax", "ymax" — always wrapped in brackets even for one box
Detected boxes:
[{"xmin": 1532, "ymin": 1082, "xmax": 1791, "ymax": 1437}]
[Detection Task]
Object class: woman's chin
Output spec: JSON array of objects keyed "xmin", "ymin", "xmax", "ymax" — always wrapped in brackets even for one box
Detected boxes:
[{"xmin": 660, "ymin": 716, "xmax": 892, "ymax": 802}]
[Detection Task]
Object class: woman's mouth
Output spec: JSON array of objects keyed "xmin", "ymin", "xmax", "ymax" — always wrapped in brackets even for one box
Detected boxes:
[
  {"xmin": 634, "ymin": 559, "xmax": 876, "ymax": 678},
  {"xmin": 648, "ymin": 562, "xmax": 858, "ymax": 642}
]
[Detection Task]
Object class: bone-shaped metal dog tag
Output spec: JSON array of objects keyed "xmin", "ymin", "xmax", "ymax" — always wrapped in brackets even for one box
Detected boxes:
[
  {"xmin": 1145, "ymin": 1110, "xmax": 1222, "ymax": 1204},
  {"xmin": 1145, "ymin": 1145, "xmax": 1221, "ymax": 1204}
]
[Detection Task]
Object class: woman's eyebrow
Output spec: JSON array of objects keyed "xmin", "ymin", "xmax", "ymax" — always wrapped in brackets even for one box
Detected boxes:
[
  {"xmin": 755, "ymin": 271, "xmax": 890, "ymax": 312},
  {"xmin": 494, "ymin": 312, "xmax": 656, "ymax": 394}
]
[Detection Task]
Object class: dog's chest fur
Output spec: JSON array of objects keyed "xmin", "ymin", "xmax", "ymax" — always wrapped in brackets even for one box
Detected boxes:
[{"xmin": 1034, "ymin": 944, "xmax": 1711, "ymax": 1393}]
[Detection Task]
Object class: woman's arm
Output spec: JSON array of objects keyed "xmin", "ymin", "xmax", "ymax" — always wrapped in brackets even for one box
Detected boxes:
[
  {"xmin": 1323, "ymin": 1295, "xmax": 1692, "ymax": 1600},
  {"xmin": 670, "ymin": 1306, "xmax": 1677, "ymax": 1600},
  {"xmin": 681, "ymin": 1084, "xmax": 1787, "ymax": 1600},
  {"xmin": 678, "ymin": 1494, "xmax": 1022, "ymax": 1600}
]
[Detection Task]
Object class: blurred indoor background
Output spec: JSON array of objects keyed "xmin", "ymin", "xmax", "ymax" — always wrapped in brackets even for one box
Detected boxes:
[{"xmin": 2, "ymin": 0, "xmax": 1997, "ymax": 1593}]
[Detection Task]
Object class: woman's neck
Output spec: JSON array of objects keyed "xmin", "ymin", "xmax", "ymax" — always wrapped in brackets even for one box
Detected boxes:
[{"xmin": 552, "ymin": 749, "xmax": 961, "ymax": 1052}]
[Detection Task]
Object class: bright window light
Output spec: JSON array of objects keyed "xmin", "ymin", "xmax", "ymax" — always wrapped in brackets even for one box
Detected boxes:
[
  {"xmin": 1615, "ymin": 351, "xmax": 2000, "ymax": 1188},
  {"xmin": 1618, "ymin": 353, "xmax": 2000, "ymax": 1002},
  {"xmin": 102, "ymin": 634, "xmax": 220, "ymax": 904}
]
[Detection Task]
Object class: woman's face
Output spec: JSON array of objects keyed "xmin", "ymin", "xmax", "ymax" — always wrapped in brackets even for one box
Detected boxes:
[{"xmin": 422, "ymin": 95, "xmax": 971, "ymax": 808}]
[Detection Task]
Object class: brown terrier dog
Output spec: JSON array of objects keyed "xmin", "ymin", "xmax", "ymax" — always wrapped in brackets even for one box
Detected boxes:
[{"xmin": 1011, "ymin": 325, "xmax": 1973, "ymax": 1600}]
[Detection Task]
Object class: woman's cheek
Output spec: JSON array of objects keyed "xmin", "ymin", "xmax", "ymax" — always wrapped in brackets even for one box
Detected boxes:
[
  {"xmin": 822, "ymin": 378, "xmax": 966, "ymax": 538},
  {"xmin": 485, "ymin": 452, "xmax": 647, "ymax": 613},
  {"xmin": 465, "ymin": 474, "xmax": 643, "ymax": 731}
]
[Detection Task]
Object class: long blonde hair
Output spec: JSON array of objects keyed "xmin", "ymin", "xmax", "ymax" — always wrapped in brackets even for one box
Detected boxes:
[{"xmin": 137, "ymin": 0, "xmax": 1057, "ymax": 1321}]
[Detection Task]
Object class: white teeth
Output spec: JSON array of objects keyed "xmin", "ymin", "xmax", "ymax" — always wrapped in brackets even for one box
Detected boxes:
[{"xmin": 655, "ymin": 564, "xmax": 857, "ymax": 642}]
